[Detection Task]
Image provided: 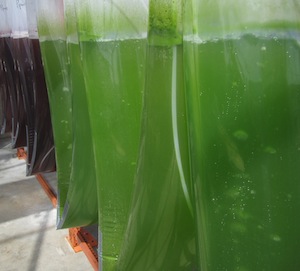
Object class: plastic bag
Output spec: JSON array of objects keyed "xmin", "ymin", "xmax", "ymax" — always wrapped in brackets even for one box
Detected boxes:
[
  {"xmin": 0, "ymin": 1, "xmax": 13, "ymax": 136},
  {"xmin": 36, "ymin": 0, "xmax": 72, "ymax": 220},
  {"xmin": 0, "ymin": 0, "xmax": 12, "ymax": 134},
  {"xmin": 6, "ymin": 0, "xmax": 27, "ymax": 148},
  {"xmin": 0, "ymin": 37, "xmax": 6, "ymax": 133},
  {"xmin": 75, "ymin": 0, "xmax": 148, "ymax": 269},
  {"xmin": 184, "ymin": 1, "xmax": 300, "ymax": 270},
  {"xmin": 56, "ymin": 0, "xmax": 98, "ymax": 229},
  {"xmin": 24, "ymin": 0, "xmax": 56, "ymax": 175},
  {"xmin": 118, "ymin": 0, "xmax": 198, "ymax": 270}
]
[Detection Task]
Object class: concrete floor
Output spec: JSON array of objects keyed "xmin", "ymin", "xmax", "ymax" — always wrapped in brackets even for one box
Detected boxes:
[{"xmin": 0, "ymin": 134, "xmax": 93, "ymax": 271}]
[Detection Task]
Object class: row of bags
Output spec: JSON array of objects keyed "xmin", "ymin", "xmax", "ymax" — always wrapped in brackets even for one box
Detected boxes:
[
  {"xmin": 1, "ymin": 0, "xmax": 300, "ymax": 270},
  {"xmin": 0, "ymin": 2, "xmax": 56, "ymax": 175}
]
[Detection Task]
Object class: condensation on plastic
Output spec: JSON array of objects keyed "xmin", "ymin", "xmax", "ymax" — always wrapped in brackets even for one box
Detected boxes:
[
  {"xmin": 183, "ymin": 1, "xmax": 300, "ymax": 270},
  {"xmin": 23, "ymin": 0, "xmax": 56, "ymax": 175},
  {"xmin": 117, "ymin": 0, "xmax": 198, "ymax": 270},
  {"xmin": 56, "ymin": 0, "xmax": 98, "ymax": 229},
  {"xmin": 36, "ymin": 0, "xmax": 72, "ymax": 222},
  {"xmin": 74, "ymin": 0, "xmax": 148, "ymax": 269},
  {"xmin": 0, "ymin": 0, "xmax": 12, "ymax": 134}
]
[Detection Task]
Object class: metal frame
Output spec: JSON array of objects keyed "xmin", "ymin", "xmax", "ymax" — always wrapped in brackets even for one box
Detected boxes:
[
  {"xmin": 35, "ymin": 174, "xmax": 57, "ymax": 207},
  {"xmin": 67, "ymin": 227, "xmax": 98, "ymax": 270}
]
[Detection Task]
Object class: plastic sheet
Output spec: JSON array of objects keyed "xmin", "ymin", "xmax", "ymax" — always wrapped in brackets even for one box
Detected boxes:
[
  {"xmin": 36, "ymin": 0, "xmax": 72, "ymax": 219},
  {"xmin": 75, "ymin": 0, "xmax": 148, "ymax": 269},
  {"xmin": 56, "ymin": 0, "xmax": 98, "ymax": 229},
  {"xmin": 117, "ymin": 1, "xmax": 198, "ymax": 270},
  {"xmin": 183, "ymin": 1, "xmax": 300, "ymax": 270}
]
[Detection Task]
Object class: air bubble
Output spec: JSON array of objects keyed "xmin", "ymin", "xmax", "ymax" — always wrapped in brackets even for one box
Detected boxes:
[{"xmin": 270, "ymin": 234, "xmax": 281, "ymax": 242}]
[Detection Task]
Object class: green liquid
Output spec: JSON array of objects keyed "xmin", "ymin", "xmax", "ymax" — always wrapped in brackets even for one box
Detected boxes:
[
  {"xmin": 80, "ymin": 38, "xmax": 146, "ymax": 269},
  {"xmin": 118, "ymin": 44, "xmax": 197, "ymax": 271},
  {"xmin": 57, "ymin": 42, "xmax": 98, "ymax": 228},
  {"xmin": 39, "ymin": 40, "xmax": 72, "ymax": 217},
  {"xmin": 184, "ymin": 32, "xmax": 300, "ymax": 270}
]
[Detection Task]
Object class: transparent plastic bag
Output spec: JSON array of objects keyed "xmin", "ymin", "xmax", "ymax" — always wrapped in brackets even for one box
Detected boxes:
[
  {"xmin": 56, "ymin": 0, "xmax": 98, "ymax": 229},
  {"xmin": 0, "ymin": 0, "xmax": 12, "ymax": 134},
  {"xmin": 75, "ymin": 0, "xmax": 148, "ymax": 269},
  {"xmin": 184, "ymin": 1, "xmax": 300, "ymax": 270},
  {"xmin": 36, "ymin": 0, "xmax": 72, "ymax": 221},
  {"xmin": 0, "ymin": 35, "xmax": 5, "ymax": 133},
  {"xmin": 24, "ymin": 0, "xmax": 55, "ymax": 175},
  {"xmin": 0, "ymin": 1, "xmax": 13, "ymax": 135},
  {"xmin": 11, "ymin": 1, "xmax": 35, "ymax": 158},
  {"xmin": 118, "ymin": 1, "xmax": 198, "ymax": 270},
  {"xmin": 6, "ymin": 0, "xmax": 27, "ymax": 148}
]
